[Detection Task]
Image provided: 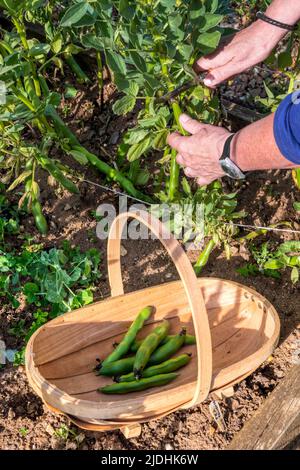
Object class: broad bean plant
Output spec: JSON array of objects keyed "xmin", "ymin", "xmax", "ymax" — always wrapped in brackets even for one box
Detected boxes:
[{"xmin": 0, "ymin": 0, "xmax": 247, "ymax": 270}]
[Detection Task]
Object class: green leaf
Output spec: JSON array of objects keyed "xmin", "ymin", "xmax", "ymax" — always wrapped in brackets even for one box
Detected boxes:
[
  {"xmin": 51, "ymin": 56, "xmax": 64, "ymax": 72},
  {"xmin": 68, "ymin": 148, "xmax": 88, "ymax": 165},
  {"xmin": 293, "ymin": 202, "xmax": 300, "ymax": 212},
  {"xmin": 199, "ymin": 13, "xmax": 223, "ymax": 32},
  {"xmin": 182, "ymin": 177, "xmax": 192, "ymax": 196},
  {"xmin": 23, "ymin": 282, "xmax": 39, "ymax": 304},
  {"xmin": 94, "ymin": 0, "xmax": 112, "ymax": 14},
  {"xmin": 168, "ymin": 14, "xmax": 184, "ymax": 40},
  {"xmin": 278, "ymin": 51, "xmax": 293, "ymax": 70},
  {"xmin": 80, "ymin": 288, "xmax": 93, "ymax": 305},
  {"xmin": 135, "ymin": 169, "xmax": 150, "ymax": 186},
  {"xmin": 124, "ymin": 129, "xmax": 149, "ymax": 145},
  {"xmin": 139, "ymin": 110, "xmax": 169, "ymax": 128},
  {"xmin": 168, "ymin": 14, "xmax": 182, "ymax": 29},
  {"xmin": 46, "ymin": 92, "xmax": 61, "ymax": 107},
  {"xmin": 60, "ymin": 2, "xmax": 95, "ymax": 28},
  {"xmin": 113, "ymin": 73, "xmax": 130, "ymax": 93},
  {"xmin": 127, "ymin": 137, "xmax": 152, "ymax": 162},
  {"xmin": 126, "ymin": 82, "xmax": 139, "ymax": 97},
  {"xmin": 119, "ymin": 0, "xmax": 135, "ymax": 20},
  {"xmin": 237, "ymin": 264, "xmax": 259, "ymax": 278},
  {"xmin": 264, "ymin": 260, "xmax": 284, "ymax": 270},
  {"xmin": 28, "ymin": 43, "xmax": 50, "ymax": 57},
  {"xmin": 31, "ymin": 181, "xmax": 40, "ymax": 199},
  {"xmin": 81, "ymin": 34, "xmax": 104, "ymax": 50},
  {"xmin": 112, "ymin": 95, "xmax": 136, "ymax": 115},
  {"xmin": 7, "ymin": 171, "xmax": 32, "ymax": 191},
  {"xmin": 190, "ymin": 0, "xmax": 205, "ymax": 19},
  {"xmin": 130, "ymin": 51, "xmax": 147, "ymax": 73},
  {"xmin": 293, "ymin": 169, "xmax": 300, "ymax": 189},
  {"xmin": 276, "ymin": 241, "xmax": 300, "ymax": 255},
  {"xmin": 159, "ymin": 0, "xmax": 176, "ymax": 12},
  {"xmin": 0, "ymin": 0, "xmax": 23, "ymax": 12},
  {"xmin": 263, "ymin": 82, "xmax": 274, "ymax": 99},
  {"xmin": 144, "ymin": 74, "xmax": 160, "ymax": 95},
  {"xmin": 64, "ymin": 85, "xmax": 78, "ymax": 99},
  {"xmin": 105, "ymin": 51, "xmax": 126, "ymax": 76},
  {"xmin": 51, "ymin": 35, "xmax": 63, "ymax": 54},
  {"xmin": 177, "ymin": 44, "xmax": 193, "ymax": 61},
  {"xmin": 152, "ymin": 130, "xmax": 168, "ymax": 149},
  {"xmin": 94, "ymin": 19, "xmax": 114, "ymax": 49},
  {"xmin": 0, "ymin": 256, "xmax": 11, "ymax": 272}
]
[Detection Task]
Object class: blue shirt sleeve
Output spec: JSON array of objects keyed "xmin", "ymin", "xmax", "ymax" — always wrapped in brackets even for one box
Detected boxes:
[{"xmin": 274, "ymin": 91, "xmax": 300, "ymax": 164}]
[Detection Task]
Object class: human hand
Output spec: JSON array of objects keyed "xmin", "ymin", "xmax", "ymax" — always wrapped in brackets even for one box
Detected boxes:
[
  {"xmin": 167, "ymin": 114, "xmax": 231, "ymax": 186},
  {"xmin": 195, "ymin": 20, "xmax": 286, "ymax": 87}
]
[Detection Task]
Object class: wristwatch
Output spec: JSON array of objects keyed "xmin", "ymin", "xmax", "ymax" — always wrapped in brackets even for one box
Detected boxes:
[{"xmin": 219, "ymin": 134, "xmax": 246, "ymax": 180}]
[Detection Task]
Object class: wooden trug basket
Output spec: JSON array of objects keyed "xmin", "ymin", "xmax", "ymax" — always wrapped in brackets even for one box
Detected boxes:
[{"xmin": 25, "ymin": 210, "xmax": 280, "ymax": 438}]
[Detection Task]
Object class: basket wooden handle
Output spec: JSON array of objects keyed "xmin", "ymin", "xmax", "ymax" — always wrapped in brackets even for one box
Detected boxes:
[{"xmin": 107, "ymin": 209, "xmax": 212, "ymax": 408}]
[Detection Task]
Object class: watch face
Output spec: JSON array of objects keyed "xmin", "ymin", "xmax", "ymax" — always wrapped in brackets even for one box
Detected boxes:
[{"xmin": 220, "ymin": 157, "xmax": 245, "ymax": 180}]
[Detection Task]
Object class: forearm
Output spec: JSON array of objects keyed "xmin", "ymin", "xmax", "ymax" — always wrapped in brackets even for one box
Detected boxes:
[
  {"xmin": 216, "ymin": 0, "xmax": 300, "ymax": 172},
  {"xmin": 231, "ymin": 114, "xmax": 296, "ymax": 172},
  {"xmin": 265, "ymin": 0, "xmax": 300, "ymax": 25}
]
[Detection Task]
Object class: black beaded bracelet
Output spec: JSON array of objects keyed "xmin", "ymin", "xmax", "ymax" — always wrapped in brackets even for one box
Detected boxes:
[{"xmin": 256, "ymin": 11, "xmax": 297, "ymax": 32}]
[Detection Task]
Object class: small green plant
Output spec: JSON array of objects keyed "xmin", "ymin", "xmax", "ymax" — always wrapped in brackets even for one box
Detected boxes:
[
  {"xmin": 54, "ymin": 424, "xmax": 79, "ymax": 442},
  {"xmin": 13, "ymin": 348, "xmax": 25, "ymax": 366},
  {"xmin": 19, "ymin": 427, "xmax": 29, "ymax": 437},
  {"xmin": 10, "ymin": 309, "xmax": 49, "ymax": 340},
  {"xmin": 183, "ymin": 180, "xmax": 246, "ymax": 273},
  {"xmin": 0, "ymin": 200, "xmax": 103, "ymax": 364},
  {"xmin": 0, "ymin": 190, "xmax": 21, "ymax": 243},
  {"xmin": 1, "ymin": 240, "xmax": 101, "ymax": 314},
  {"xmin": 54, "ymin": 424, "xmax": 72, "ymax": 441}
]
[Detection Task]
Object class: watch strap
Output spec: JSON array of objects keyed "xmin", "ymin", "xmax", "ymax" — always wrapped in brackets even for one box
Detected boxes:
[{"xmin": 256, "ymin": 11, "xmax": 297, "ymax": 32}]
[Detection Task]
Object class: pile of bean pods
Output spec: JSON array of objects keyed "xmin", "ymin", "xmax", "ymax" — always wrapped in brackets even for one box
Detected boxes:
[{"xmin": 95, "ymin": 306, "xmax": 196, "ymax": 395}]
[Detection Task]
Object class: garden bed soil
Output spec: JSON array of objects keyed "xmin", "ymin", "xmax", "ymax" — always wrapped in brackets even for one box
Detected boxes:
[{"xmin": 0, "ymin": 68, "xmax": 300, "ymax": 450}]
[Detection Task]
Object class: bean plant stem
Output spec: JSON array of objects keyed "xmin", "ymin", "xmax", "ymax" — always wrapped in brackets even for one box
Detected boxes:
[
  {"xmin": 160, "ymin": 58, "xmax": 189, "ymax": 201},
  {"xmin": 11, "ymin": 87, "xmax": 35, "ymax": 112},
  {"xmin": 128, "ymin": 160, "xmax": 140, "ymax": 184},
  {"xmin": 168, "ymin": 100, "xmax": 188, "ymax": 201},
  {"xmin": 12, "ymin": 17, "xmax": 41, "ymax": 97},
  {"xmin": 95, "ymin": 35, "xmax": 104, "ymax": 104},
  {"xmin": 64, "ymin": 54, "xmax": 90, "ymax": 84},
  {"xmin": 45, "ymin": 106, "xmax": 153, "ymax": 203}
]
